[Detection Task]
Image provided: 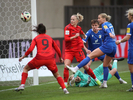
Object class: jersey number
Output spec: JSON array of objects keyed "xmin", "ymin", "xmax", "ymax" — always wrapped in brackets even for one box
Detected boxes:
[{"xmin": 42, "ymin": 39, "xmax": 49, "ymax": 50}]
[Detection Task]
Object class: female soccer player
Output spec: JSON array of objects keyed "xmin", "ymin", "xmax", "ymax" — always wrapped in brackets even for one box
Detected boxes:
[
  {"xmin": 68, "ymin": 60, "xmax": 118, "ymax": 87},
  {"xmin": 66, "ymin": 13, "xmax": 116, "ymax": 88},
  {"xmin": 83, "ymin": 19, "xmax": 127, "ymax": 84},
  {"xmin": 116, "ymin": 8, "xmax": 133, "ymax": 92},
  {"xmin": 15, "ymin": 23, "xmax": 69, "ymax": 94},
  {"xmin": 63, "ymin": 13, "xmax": 101, "ymax": 87}
]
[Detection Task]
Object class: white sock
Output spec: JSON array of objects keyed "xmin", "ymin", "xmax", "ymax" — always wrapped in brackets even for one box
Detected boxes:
[
  {"xmin": 63, "ymin": 88, "xmax": 67, "ymax": 91},
  {"xmin": 74, "ymin": 66, "xmax": 79, "ymax": 71},
  {"xmin": 119, "ymin": 78, "xmax": 122, "ymax": 81},
  {"xmin": 94, "ymin": 78, "xmax": 98, "ymax": 81},
  {"xmin": 64, "ymin": 82, "xmax": 67, "ymax": 86},
  {"xmin": 103, "ymin": 81, "xmax": 107, "ymax": 84},
  {"xmin": 21, "ymin": 84, "xmax": 25, "ymax": 86},
  {"xmin": 114, "ymin": 60, "xmax": 117, "ymax": 62}
]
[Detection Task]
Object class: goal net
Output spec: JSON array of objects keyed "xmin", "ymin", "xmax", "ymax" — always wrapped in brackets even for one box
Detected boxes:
[{"xmin": 0, "ymin": 0, "xmax": 53, "ymax": 87}]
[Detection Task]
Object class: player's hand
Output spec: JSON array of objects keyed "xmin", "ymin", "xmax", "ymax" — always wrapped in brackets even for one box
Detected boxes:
[
  {"xmin": 115, "ymin": 40, "xmax": 120, "ymax": 45},
  {"xmin": 86, "ymin": 50, "xmax": 91, "ymax": 54},
  {"xmin": 59, "ymin": 57, "xmax": 64, "ymax": 63},
  {"xmin": 96, "ymin": 28, "xmax": 102, "ymax": 31},
  {"xmin": 19, "ymin": 57, "xmax": 23, "ymax": 62},
  {"xmin": 75, "ymin": 33, "xmax": 80, "ymax": 38}
]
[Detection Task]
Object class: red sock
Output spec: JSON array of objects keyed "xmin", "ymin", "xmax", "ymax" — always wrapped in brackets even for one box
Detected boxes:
[
  {"xmin": 86, "ymin": 68, "xmax": 96, "ymax": 79},
  {"xmin": 63, "ymin": 68, "xmax": 69, "ymax": 82},
  {"xmin": 21, "ymin": 72, "xmax": 28, "ymax": 84},
  {"xmin": 57, "ymin": 77, "xmax": 66, "ymax": 89}
]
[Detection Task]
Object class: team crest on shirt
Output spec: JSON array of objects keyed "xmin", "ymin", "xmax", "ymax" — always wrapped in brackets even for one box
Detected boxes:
[
  {"xmin": 103, "ymin": 25, "xmax": 108, "ymax": 29},
  {"xmin": 99, "ymin": 35, "xmax": 101, "ymax": 38},
  {"xmin": 65, "ymin": 30, "xmax": 69, "ymax": 35},
  {"xmin": 127, "ymin": 28, "xmax": 130, "ymax": 33}
]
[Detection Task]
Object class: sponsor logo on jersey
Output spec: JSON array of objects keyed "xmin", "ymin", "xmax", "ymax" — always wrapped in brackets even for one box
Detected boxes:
[
  {"xmin": 65, "ymin": 30, "xmax": 69, "ymax": 35},
  {"xmin": 127, "ymin": 28, "xmax": 130, "ymax": 33},
  {"xmin": 103, "ymin": 25, "xmax": 108, "ymax": 29},
  {"xmin": 99, "ymin": 35, "xmax": 101, "ymax": 38}
]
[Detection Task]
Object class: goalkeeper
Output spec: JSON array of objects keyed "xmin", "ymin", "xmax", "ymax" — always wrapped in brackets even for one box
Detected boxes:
[{"xmin": 69, "ymin": 60, "xmax": 126, "ymax": 87}]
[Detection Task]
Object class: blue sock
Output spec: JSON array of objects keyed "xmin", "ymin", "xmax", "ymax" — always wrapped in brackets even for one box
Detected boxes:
[
  {"xmin": 114, "ymin": 71, "xmax": 120, "ymax": 79},
  {"xmin": 77, "ymin": 56, "xmax": 90, "ymax": 69},
  {"xmin": 103, "ymin": 67, "xmax": 109, "ymax": 81},
  {"xmin": 131, "ymin": 72, "xmax": 133, "ymax": 85}
]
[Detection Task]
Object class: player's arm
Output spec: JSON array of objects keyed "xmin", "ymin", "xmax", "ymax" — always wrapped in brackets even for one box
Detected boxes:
[
  {"xmin": 116, "ymin": 27, "xmax": 131, "ymax": 45},
  {"xmin": 19, "ymin": 39, "xmax": 36, "ymax": 62},
  {"xmin": 116, "ymin": 35, "xmax": 131, "ymax": 45},
  {"xmin": 83, "ymin": 44, "xmax": 91, "ymax": 54},
  {"xmin": 52, "ymin": 40, "xmax": 63, "ymax": 63},
  {"xmin": 102, "ymin": 25, "xmax": 115, "ymax": 38}
]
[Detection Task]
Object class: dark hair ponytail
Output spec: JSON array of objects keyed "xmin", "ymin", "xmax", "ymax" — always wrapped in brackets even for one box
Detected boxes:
[{"xmin": 32, "ymin": 23, "xmax": 46, "ymax": 34}]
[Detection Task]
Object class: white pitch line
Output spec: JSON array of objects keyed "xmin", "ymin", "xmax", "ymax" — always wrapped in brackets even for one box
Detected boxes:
[{"xmin": 0, "ymin": 81, "xmax": 57, "ymax": 92}]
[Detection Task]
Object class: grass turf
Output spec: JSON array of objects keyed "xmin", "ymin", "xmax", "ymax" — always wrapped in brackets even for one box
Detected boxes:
[{"xmin": 0, "ymin": 59, "xmax": 133, "ymax": 100}]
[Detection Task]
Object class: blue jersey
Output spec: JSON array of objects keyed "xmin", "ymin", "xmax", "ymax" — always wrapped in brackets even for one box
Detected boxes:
[
  {"xmin": 99, "ymin": 22, "xmax": 116, "ymax": 57},
  {"xmin": 126, "ymin": 22, "xmax": 133, "ymax": 50},
  {"xmin": 83, "ymin": 29, "xmax": 104, "ymax": 51},
  {"xmin": 102, "ymin": 22, "xmax": 116, "ymax": 43}
]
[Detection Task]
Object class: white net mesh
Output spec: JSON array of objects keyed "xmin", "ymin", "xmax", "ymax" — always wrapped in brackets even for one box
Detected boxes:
[{"xmin": 0, "ymin": 0, "xmax": 33, "ymax": 86}]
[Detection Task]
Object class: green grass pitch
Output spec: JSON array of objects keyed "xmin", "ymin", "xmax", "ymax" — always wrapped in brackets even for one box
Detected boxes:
[{"xmin": 0, "ymin": 59, "xmax": 133, "ymax": 100}]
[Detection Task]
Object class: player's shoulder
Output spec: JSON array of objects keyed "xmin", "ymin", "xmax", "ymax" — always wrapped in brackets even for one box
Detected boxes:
[
  {"xmin": 127, "ymin": 22, "xmax": 133, "ymax": 27},
  {"xmin": 65, "ymin": 24, "xmax": 72, "ymax": 30},
  {"xmin": 86, "ymin": 29, "xmax": 92, "ymax": 34}
]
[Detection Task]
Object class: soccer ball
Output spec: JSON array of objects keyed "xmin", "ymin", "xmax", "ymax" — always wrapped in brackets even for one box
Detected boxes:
[{"xmin": 21, "ymin": 11, "xmax": 31, "ymax": 22}]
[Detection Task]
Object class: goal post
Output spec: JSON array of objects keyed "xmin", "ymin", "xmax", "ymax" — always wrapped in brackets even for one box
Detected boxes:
[{"xmin": 31, "ymin": 0, "xmax": 38, "ymax": 86}]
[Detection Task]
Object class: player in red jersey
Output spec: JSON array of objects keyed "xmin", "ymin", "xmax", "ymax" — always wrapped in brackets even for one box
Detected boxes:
[
  {"xmin": 15, "ymin": 23, "xmax": 69, "ymax": 94},
  {"xmin": 63, "ymin": 13, "xmax": 101, "ymax": 87}
]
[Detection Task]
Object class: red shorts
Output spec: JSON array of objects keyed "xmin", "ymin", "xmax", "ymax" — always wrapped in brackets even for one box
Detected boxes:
[
  {"xmin": 28, "ymin": 58, "xmax": 58, "ymax": 74},
  {"xmin": 65, "ymin": 50, "xmax": 85, "ymax": 62}
]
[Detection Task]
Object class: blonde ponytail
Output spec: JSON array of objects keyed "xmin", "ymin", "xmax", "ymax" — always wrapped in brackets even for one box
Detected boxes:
[{"xmin": 99, "ymin": 13, "xmax": 111, "ymax": 21}]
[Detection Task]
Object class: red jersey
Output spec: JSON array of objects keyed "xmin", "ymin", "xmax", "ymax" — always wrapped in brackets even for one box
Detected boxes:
[
  {"xmin": 64, "ymin": 24, "xmax": 84, "ymax": 51},
  {"xmin": 25, "ymin": 34, "xmax": 61, "ymax": 60}
]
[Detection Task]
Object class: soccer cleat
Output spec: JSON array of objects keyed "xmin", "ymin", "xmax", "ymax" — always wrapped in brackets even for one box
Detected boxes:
[
  {"xmin": 96, "ymin": 79, "xmax": 101, "ymax": 86},
  {"xmin": 119, "ymin": 79, "xmax": 127, "ymax": 84},
  {"xmin": 15, "ymin": 86, "xmax": 25, "ymax": 91},
  {"xmin": 66, "ymin": 65, "xmax": 77, "ymax": 74},
  {"xmin": 113, "ymin": 57, "xmax": 125, "ymax": 62},
  {"xmin": 126, "ymin": 87, "xmax": 133, "ymax": 92},
  {"xmin": 99, "ymin": 83, "xmax": 107, "ymax": 88},
  {"xmin": 63, "ymin": 89, "xmax": 69, "ymax": 94}
]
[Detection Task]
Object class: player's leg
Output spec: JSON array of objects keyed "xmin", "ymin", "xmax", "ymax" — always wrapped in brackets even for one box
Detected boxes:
[
  {"xmin": 100, "ymin": 55, "xmax": 112, "ymax": 88},
  {"xmin": 64, "ymin": 59, "xmax": 71, "ymax": 86},
  {"xmin": 84, "ymin": 60, "xmax": 92, "ymax": 74},
  {"xmin": 127, "ymin": 64, "xmax": 133, "ymax": 92},
  {"xmin": 52, "ymin": 64, "xmax": 69, "ymax": 94},
  {"xmin": 15, "ymin": 64, "xmax": 32, "ymax": 91},
  {"xmin": 66, "ymin": 48, "xmax": 104, "ymax": 73},
  {"xmin": 83, "ymin": 65, "xmax": 101, "ymax": 85},
  {"xmin": 108, "ymin": 59, "xmax": 127, "ymax": 84}
]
